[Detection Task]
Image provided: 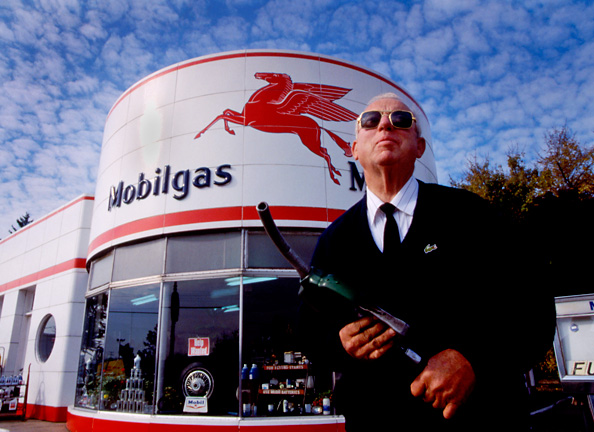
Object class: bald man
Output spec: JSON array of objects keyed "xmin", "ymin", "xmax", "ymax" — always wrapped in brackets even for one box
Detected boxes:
[{"xmin": 305, "ymin": 93, "xmax": 554, "ymax": 431}]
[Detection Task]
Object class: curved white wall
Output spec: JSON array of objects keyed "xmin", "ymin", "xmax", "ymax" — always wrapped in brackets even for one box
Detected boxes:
[{"xmin": 88, "ymin": 50, "xmax": 436, "ymax": 261}]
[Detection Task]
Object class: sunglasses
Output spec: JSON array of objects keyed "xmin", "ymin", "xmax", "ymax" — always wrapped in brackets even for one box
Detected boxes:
[{"xmin": 357, "ymin": 110, "xmax": 416, "ymax": 130}]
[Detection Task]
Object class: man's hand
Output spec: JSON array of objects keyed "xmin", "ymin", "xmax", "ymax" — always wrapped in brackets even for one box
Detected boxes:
[
  {"xmin": 339, "ymin": 316, "xmax": 397, "ymax": 360},
  {"xmin": 410, "ymin": 349, "xmax": 475, "ymax": 419}
]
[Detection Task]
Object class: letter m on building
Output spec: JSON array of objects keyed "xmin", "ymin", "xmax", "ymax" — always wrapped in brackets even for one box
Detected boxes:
[{"xmin": 108, "ymin": 182, "xmax": 124, "ymax": 211}]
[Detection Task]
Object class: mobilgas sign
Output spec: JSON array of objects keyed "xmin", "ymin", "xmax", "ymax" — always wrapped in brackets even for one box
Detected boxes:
[
  {"xmin": 108, "ymin": 164, "xmax": 232, "ymax": 211},
  {"xmin": 108, "ymin": 162, "xmax": 366, "ymax": 211}
]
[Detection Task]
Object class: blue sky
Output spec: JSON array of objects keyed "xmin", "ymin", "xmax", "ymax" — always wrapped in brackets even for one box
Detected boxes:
[{"xmin": 1, "ymin": 0, "xmax": 593, "ymax": 234}]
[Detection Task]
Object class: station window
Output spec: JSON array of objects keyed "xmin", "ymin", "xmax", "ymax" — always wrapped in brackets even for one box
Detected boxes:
[
  {"xmin": 76, "ymin": 230, "xmax": 332, "ymax": 417},
  {"xmin": 155, "ymin": 279, "xmax": 239, "ymax": 415},
  {"xmin": 100, "ymin": 284, "xmax": 160, "ymax": 412},
  {"xmin": 75, "ymin": 293, "xmax": 108, "ymax": 409},
  {"xmin": 89, "ymin": 252, "xmax": 114, "ymax": 289},
  {"xmin": 241, "ymin": 277, "xmax": 332, "ymax": 417},
  {"xmin": 112, "ymin": 239, "xmax": 166, "ymax": 282},
  {"xmin": 247, "ymin": 231, "xmax": 318, "ymax": 269},
  {"xmin": 37, "ymin": 314, "xmax": 56, "ymax": 363},
  {"xmin": 166, "ymin": 232, "xmax": 241, "ymax": 273}
]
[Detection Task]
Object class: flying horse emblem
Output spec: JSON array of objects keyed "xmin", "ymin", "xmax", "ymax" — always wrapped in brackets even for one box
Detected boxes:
[{"xmin": 195, "ymin": 72, "xmax": 359, "ymax": 185}]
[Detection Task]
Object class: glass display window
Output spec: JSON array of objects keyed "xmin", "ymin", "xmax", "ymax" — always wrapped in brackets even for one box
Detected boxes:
[
  {"xmin": 241, "ymin": 277, "xmax": 333, "ymax": 417},
  {"xmin": 77, "ymin": 230, "xmax": 335, "ymax": 418},
  {"xmin": 100, "ymin": 284, "xmax": 160, "ymax": 413},
  {"xmin": 156, "ymin": 279, "xmax": 240, "ymax": 416}
]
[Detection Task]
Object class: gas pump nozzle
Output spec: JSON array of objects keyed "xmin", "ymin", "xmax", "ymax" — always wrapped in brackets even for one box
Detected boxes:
[{"xmin": 257, "ymin": 201, "xmax": 423, "ymax": 365}]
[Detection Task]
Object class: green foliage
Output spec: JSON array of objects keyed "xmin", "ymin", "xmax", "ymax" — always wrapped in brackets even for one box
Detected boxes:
[
  {"xmin": 538, "ymin": 127, "xmax": 594, "ymax": 198},
  {"xmin": 450, "ymin": 150, "xmax": 539, "ymax": 222},
  {"xmin": 533, "ymin": 348, "xmax": 563, "ymax": 393},
  {"xmin": 8, "ymin": 212, "xmax": 34, "ymax": 234},
  {"xmin": 452, "ymin": 126, "xmax": 594, "ymax": 294},
  {"xmin": 451, "ymin": 126, "xmax": 594, "ymax": 221}
]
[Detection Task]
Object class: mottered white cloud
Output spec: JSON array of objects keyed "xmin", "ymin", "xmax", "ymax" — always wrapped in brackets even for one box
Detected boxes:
[{"xmin": 0, "ymin": 0, "xmax": 593, "ymax": 234}]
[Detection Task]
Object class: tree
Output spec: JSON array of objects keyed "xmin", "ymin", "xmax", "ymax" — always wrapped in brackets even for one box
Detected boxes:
[
  {"xmin": 450, "ymin": 150, "xmax": 539, "ymax": 222},
  {"xmin": 451, "ymin": 125, "xmax": 594, "ymax": 296},
  {"xmin": 9, "ymin": 212, "xmax": 34, "ymax": 234},
  {"xmin": 538, "ymin": 126, "xmax": 594, "ymax": 198},
  {"xmin": 451, "ymin": 126, "xmax": 594, "ymax": 221}
]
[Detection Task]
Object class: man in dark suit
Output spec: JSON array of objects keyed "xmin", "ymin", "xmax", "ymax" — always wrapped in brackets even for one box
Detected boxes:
[{"xmin": 306, "ymin": 93, "xmax": 554, "ymax": 431}]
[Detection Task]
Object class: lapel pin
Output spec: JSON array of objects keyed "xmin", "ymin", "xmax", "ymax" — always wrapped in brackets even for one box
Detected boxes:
[{"xmin": 424, "ymin": 244, "xmax": 438, "ymax": 254}]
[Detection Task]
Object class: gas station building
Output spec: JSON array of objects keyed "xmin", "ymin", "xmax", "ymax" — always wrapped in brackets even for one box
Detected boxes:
[{"xmin": 0, "ymin": 50, "xmax": 438, "ymax": 431}]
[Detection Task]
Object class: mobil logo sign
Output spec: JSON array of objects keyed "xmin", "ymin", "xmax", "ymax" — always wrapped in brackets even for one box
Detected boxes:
[
  {"xmin": 184, "ymin": 396, "xmax": 208, "ymax": 414},
  {"xmin": 88, "ymin": 50, "xmax": 436, "ymax": 260},
  {"xmin": 195, "ymin": 72, "xmax": 359, "ymax": 185}
]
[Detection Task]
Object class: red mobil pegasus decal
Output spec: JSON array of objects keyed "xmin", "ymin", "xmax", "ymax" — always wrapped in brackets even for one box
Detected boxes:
[{"xmin": 195, "ymin": 72, "xmax": 358, "ymax": 185}]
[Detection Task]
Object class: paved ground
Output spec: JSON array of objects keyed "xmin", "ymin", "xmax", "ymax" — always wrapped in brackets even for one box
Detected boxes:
[
  {"xmin": 0, "ymin": 395, "xmax": 591, "ymax": 432},
  {"xmin": 0, "ymin": 420, "xmax": 68, "ymax": 432}
]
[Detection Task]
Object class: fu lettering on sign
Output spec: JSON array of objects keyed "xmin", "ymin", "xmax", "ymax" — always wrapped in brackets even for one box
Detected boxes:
[{"xmin": 570, "ymin": 361, "xmax": 594, "ymax": 376}]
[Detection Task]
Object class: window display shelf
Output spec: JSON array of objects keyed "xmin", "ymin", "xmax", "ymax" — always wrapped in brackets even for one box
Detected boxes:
[
  {"xmin": 259, "ymin": 389, "xmax": 304, "ymax": 395},
  {"xmin": 0, "ymin": 366, "xmax": 29, "ymax": 420},
  {"xmin": 263, "ymin": 365, "xmax": 308, "ymax": 371}
]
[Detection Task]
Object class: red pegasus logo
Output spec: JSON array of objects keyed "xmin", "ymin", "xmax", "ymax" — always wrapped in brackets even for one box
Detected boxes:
[{"xmin": 195, "ymin": 72, "xmax": 358, "ymax": 185}]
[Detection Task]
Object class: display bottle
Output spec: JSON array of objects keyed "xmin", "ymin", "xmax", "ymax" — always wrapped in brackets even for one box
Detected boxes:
[
  {"xmin": 249, "ymin": 363, "xmax": 259, "ymax": 380},
  {"xmin": 322, "ymin": 397, "xmax": 331, "ymax": 415},
  {"xmin": 241, "ymin": 364, "xmax": 249, "ymax": 380}
]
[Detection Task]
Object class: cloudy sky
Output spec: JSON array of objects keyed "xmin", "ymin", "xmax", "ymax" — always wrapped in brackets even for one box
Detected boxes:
[{"xmin": 1, "ymin": 0, "xmax": 593, "ymax": 235}]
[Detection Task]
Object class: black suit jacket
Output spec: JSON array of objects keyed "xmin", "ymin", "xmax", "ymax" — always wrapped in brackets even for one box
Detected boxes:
[{"xmin": 304, "ymin": 181, "xmax": 554, "ymax": 431}]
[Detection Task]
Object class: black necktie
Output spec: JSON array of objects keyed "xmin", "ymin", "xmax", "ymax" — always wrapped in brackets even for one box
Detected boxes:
[{"xmin": 380, "ymin": 203, "xmax": 400, "ymax": 255}]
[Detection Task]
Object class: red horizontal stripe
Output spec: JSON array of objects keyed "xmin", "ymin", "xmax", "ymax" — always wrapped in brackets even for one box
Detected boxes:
[
  {"xmin": 164, "ymin": 206, "xmax": 243, "ymax": 227},
  {"xmin": 67, "ymin": 410, "xmax": 345, "ymax": 432},
  {"xmin": 0, "ymin": 258, "xmax": 87, "ymax": 294},
  {"xmin": 88, "ymin": 206, "xmax": 344, "ymax": 256},
  {"xmin": 27, "ymin": 404, "xmax": 68, "ymax": 422}
]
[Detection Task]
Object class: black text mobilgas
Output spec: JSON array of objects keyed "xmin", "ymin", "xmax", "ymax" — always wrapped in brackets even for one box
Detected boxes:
[{"xmin": 108, "ymin": 164, "xmax": 232, "ymax": 211}]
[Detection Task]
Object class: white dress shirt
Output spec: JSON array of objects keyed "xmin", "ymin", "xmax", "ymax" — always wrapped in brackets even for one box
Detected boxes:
[{"xmin": 366, "ymin": 176, "xmax": 419, "ymax": 252}]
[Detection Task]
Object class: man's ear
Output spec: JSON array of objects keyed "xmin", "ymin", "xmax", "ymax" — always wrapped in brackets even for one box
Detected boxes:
[
  {"xmin": 416, "ymin": 137, "xmax": 426, "ymax": 159},
  {"xmin": 351, "ymin": 140, "xmax": 359, "ymax": 160}
]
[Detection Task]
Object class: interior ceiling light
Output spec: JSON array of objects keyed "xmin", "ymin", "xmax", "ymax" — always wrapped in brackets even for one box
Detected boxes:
[
  {"xmin": 131, "ymin": 294, "xmax": 158, "ymax": 306},
  {"xmin": 224, "ymin": 276, "xmax": 277, "ymax": 286}
]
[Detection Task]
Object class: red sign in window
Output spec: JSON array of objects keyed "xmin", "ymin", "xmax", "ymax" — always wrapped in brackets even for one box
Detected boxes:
[{"xmin": 188, "ymin": 337, "xmax": 210, "ymax": 356}]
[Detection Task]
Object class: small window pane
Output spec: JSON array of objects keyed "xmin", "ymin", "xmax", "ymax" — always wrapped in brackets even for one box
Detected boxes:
[
  {"xmin": 89, "ymin": 252, "xmax": 114, "ymax": 288},
  {"xmin": 113, "ymin": 239, "xmax": 165, "ymax": 281},
  {"xmin": 247, "ymin": 232, "xmax": 319, "ymax": 269},
  {"xmin": 75, "ymin": 293, "xmax": 108, "ymax": 409},
  {"xmin": 37, "ymin": 314, "xmax": 56, "ymax": 363},
  {"xmin": 166, "ymin": 232, "xmax": 241, "ymax": 273}
]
